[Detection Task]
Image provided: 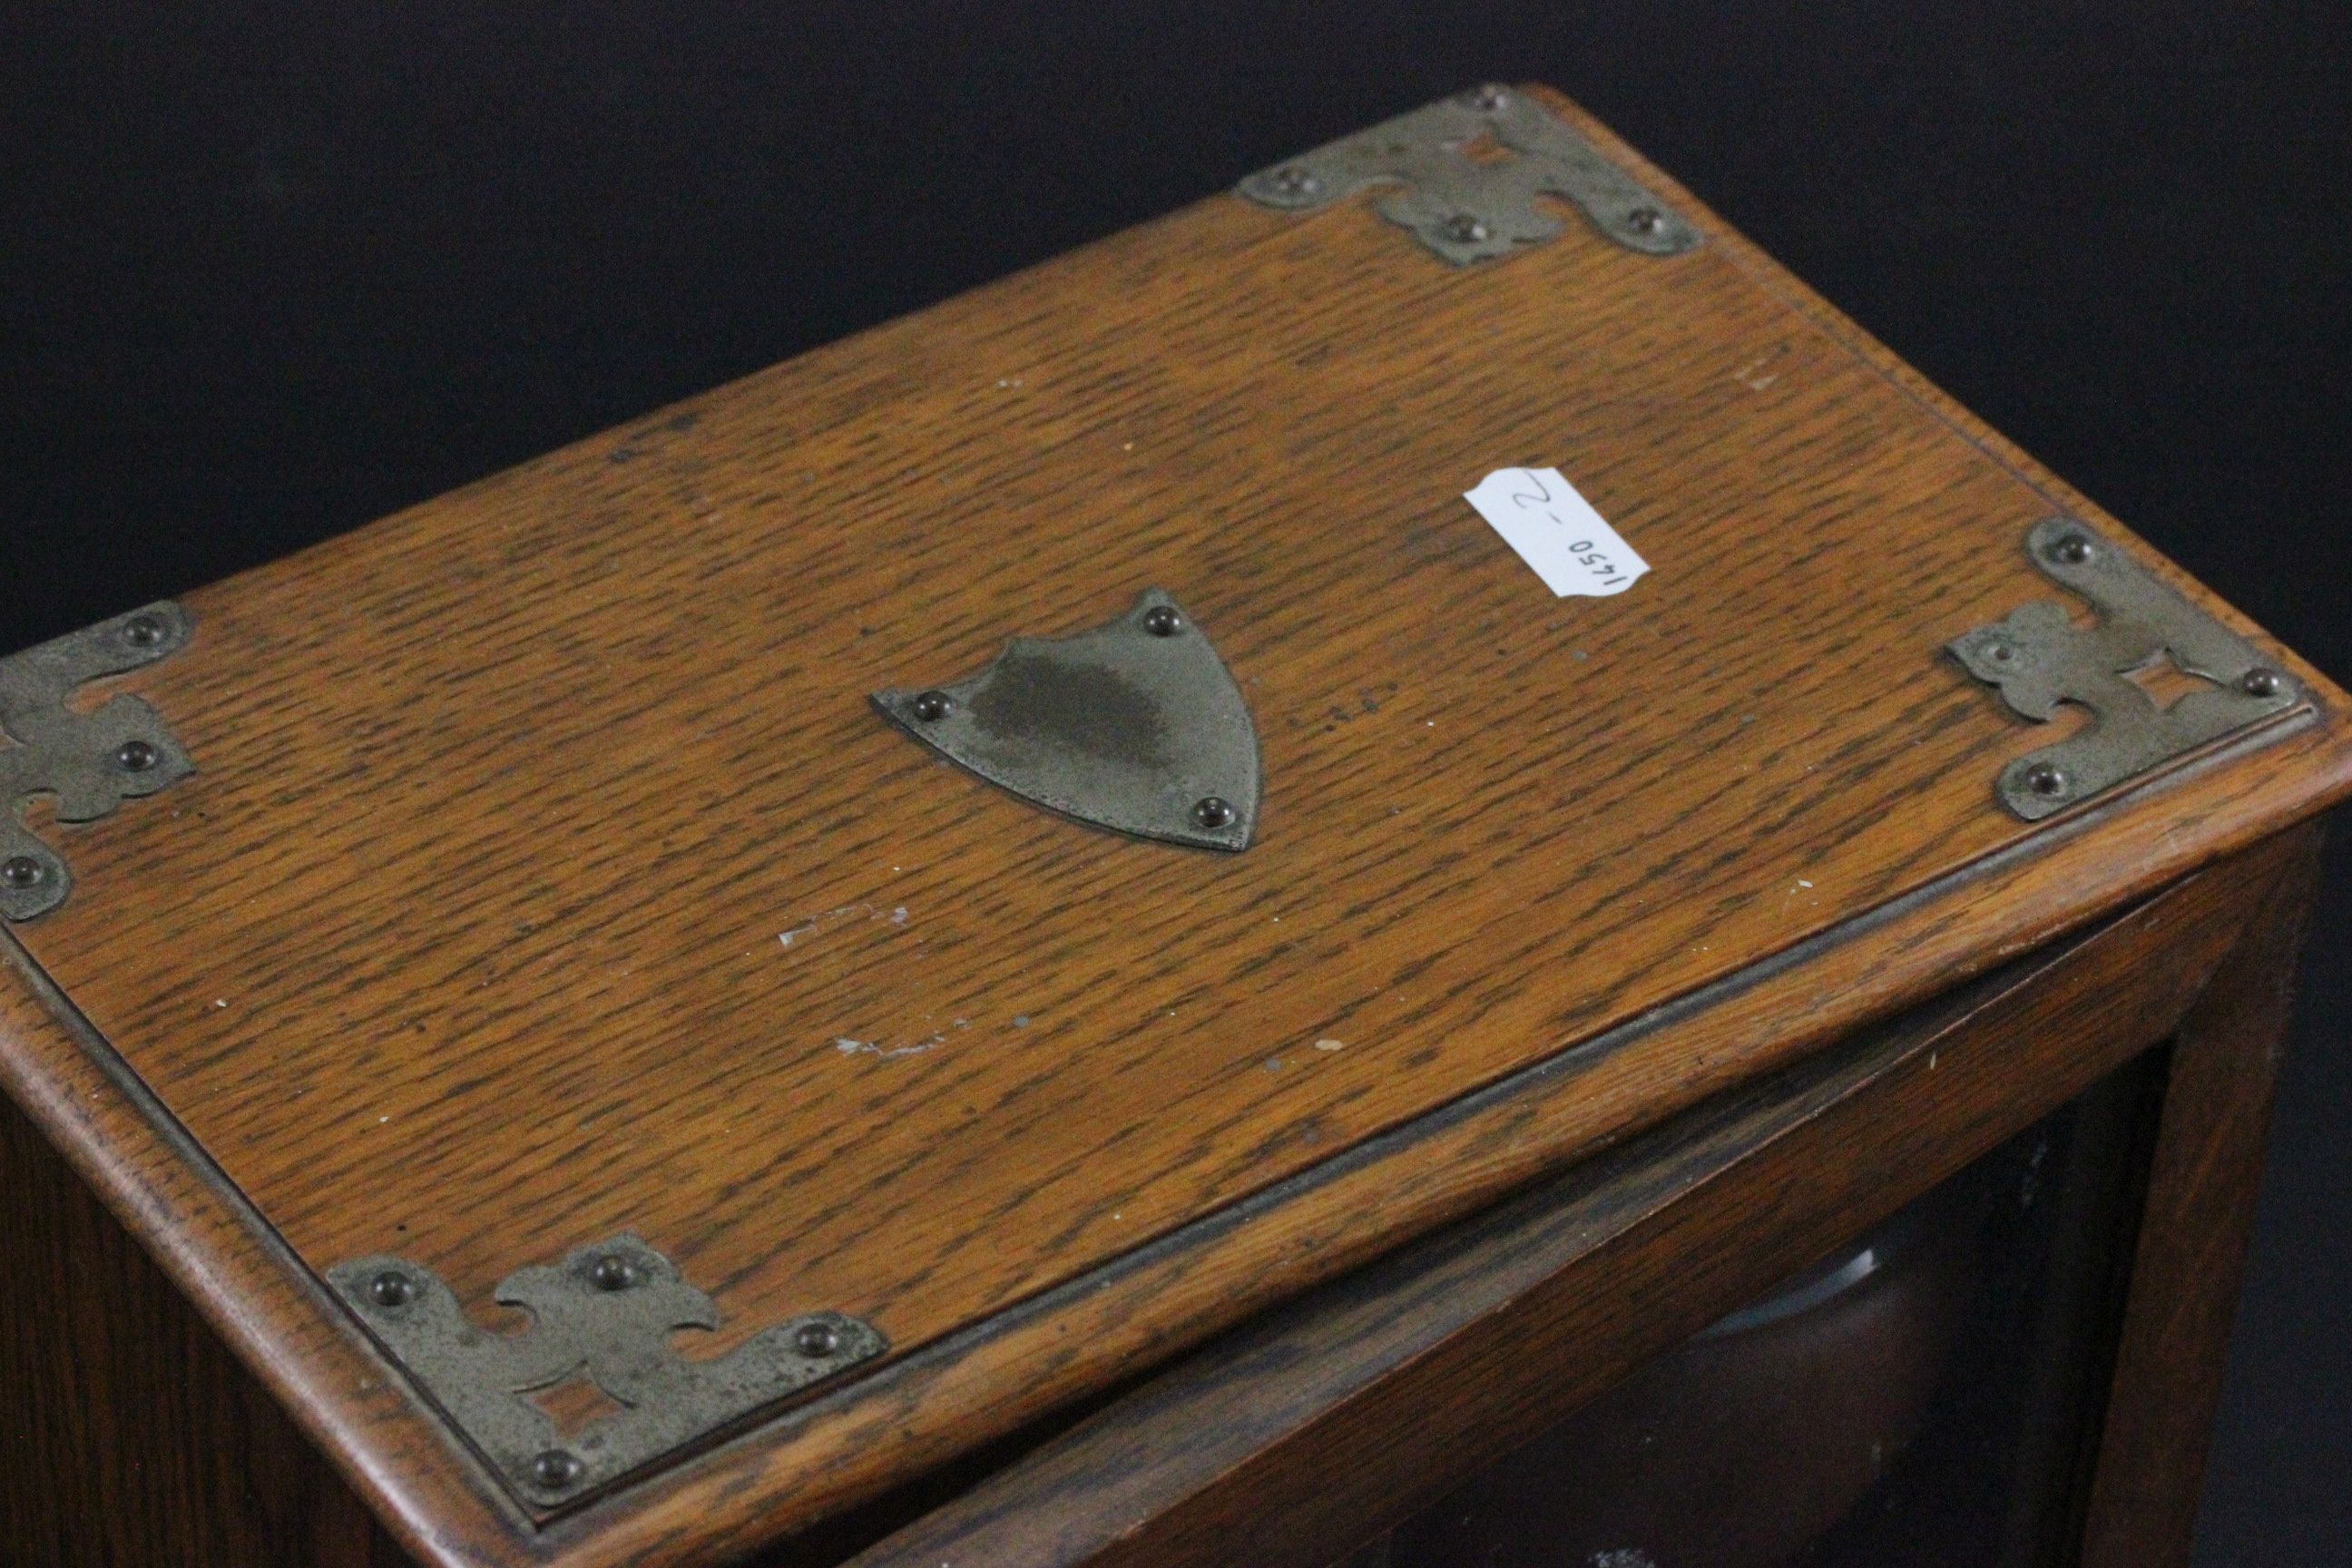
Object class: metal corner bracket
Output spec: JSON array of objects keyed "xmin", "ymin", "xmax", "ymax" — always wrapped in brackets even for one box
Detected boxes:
[
  {"xmin": 330, "ymin": 1234, "xmax": 887, "ymax": 1511},
  {"xmin": 1949, "ymin": 517, "xmax": 2304, "ymax": 820},
  {"xmin": 0, "ymin": 602, "xmax": 197, "ymax": 921},
  {"xmin": 1236, "ymin": 83, "xmax": 1701, "ymax": 266}
]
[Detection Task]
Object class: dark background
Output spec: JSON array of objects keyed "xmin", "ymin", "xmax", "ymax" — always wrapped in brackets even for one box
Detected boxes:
[{"xmin": 2, "ymin": 4, "xmax": 2344, "ymax": 1561}]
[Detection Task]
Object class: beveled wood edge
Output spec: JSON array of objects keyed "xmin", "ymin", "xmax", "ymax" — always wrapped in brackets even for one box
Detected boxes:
[
  {"xmin": 0, "ymin": 929, "xmax": 527, "ymax": 1565},
  {"xmin": 0, "ymin": 86, "xmax": 2347, "ymax": 1568},
  {"xmin": 5, "ymin": 720, "xmax": 2336, "ymax": 1568},
  {"xmin": 495, "ymin": 755, "xmax": 2352, "ymax": 1560},
  {"xmin": 0, "ymin": 1029, "xmax": 395, "ymax": 1566},
  {"xmin": 842, "ymin": 825, "xmax": 2320, "ymax": 1568}
]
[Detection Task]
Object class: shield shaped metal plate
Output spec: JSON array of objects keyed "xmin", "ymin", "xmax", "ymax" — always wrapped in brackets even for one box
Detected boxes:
[{"xmin": 872, "ymin": 589, "xmax": 1260, "ymax": 851}]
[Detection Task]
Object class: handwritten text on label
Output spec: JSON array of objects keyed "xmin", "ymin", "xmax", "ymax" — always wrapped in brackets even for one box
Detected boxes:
[{"xmin": 1463, "ymin": 466, "xmax": 1651, "ymax": 597}]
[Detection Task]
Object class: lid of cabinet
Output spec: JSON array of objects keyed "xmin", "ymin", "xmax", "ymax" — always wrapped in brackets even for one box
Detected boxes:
[{"xmin": 3, "ymin": 84, "xmax": 2347, "ymax": 1568}]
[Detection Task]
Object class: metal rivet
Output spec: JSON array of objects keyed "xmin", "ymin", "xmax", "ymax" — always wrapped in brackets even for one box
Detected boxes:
[
  {"xmin": 1466, "ymin": 85, "xmax": 1507, "ymax": 112},
  {"xmin": 588, "ymin": 1255, "xmax": 637, "ymax": 1292},
  {"xmin": 1986, "ymin": 640, "xmax": 2014, "ymax": 663},
  {"xmin": 368, "ymin": 1270, "xmax": 416, "ymax": 1308},
  {"xmin": 122, "ymin": 614, "xmax": 166, "ymax": 649},
  {"xmin": 1269, "ymin": 166, "xmax": 1320, "ymax": 198},
  {"xmin": 1191, "ymin": 797, "xmax": 1235, "ymax": 830},
  {"xmin": 530, "ymin": 1449, "xmax": 583, "ymax": 1490},
  {"xmin": 2022, "ymin": 762, "xmax": 2070, "ymax": 799},
  {"xmin": 1142, "ymin": 605, "xmax": 1183, "ymax": 637},
  {"xmin": 910, "ymin": 691, "xmax": 954, "ymax": 722},
  {"xmin": 2046, "ymin": 534, "xmax": 2095, "ymax": 566},
  {"xmin": 795, "ymin": 1321, "xmax": 841, "ymax": 1358},
  {"xmin": 1443, "ymin": 213, "xmax": 1490, "ymax": 244},
  {"xmin": 2240, "ymin": 668, "xmax": 2284, "ymax": 698},
  {"xmin": 115, "ymin": 740, "xmax": 159, "ymax": 772},
  {"xmin": 2, "ymin": 856, "xmax": 46, "ymax": 889},
  {"xmin": 1627, "ymin": 207, "xmax": 1664, "ymax": 235}
]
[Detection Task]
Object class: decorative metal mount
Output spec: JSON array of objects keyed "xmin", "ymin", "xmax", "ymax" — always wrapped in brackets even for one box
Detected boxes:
[
  {"xmin": 873, "ymin": 588, "xmax": 1261, "ymax": 851},
  {"xmin": 330, "ymin": 1235, "xmax": 886, "ymax": 1511},
  {"xmin": 1949, "ymin": 517, "xmax": 2302, "ymax": 820},
  {"xmin": 0, "ymin": 603, "xmax": 197, "ymax": 921},
  {"xmin": 1237, "ymin": 83, "xmax": 1701, "ymax": 266}
]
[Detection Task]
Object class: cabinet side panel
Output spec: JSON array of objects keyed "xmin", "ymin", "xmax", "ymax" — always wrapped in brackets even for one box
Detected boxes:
[
  {"xmin": 2079, "ymin": 823, "xmax": 2326, "ymax": 1566},
  {"xmin": 0, "ymin": 1088, "xmax": 401, "ymax": 1568}
]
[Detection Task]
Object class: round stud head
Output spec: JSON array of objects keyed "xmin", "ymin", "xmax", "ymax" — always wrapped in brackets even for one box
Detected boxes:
[
  {"xmin": 2022, "ymin": 762, "xmax": 2070, "ymax": 799},
  {"xmin": 587, "ymin": 1254, "xmax": 637, "ymax": 1292},
  {"xmin": 2, "ymin": 856, "xmax": 45, "ymax": 889},
  {"xmin": 2240, "ymin": 668, "xmax": 2284, "ymax": 698},
  {"xmin": 1627, "ymin": 206, "xmax": 1664, "ymax": 234},
  {"xmin": 1269, "ymin": 166, "xmax": 1320, "ymax": 198},
  {"xmin": 1466, "ymin": 85, "xmax": 1508, "ymax": 112},
  {"xmin": 910, "ymin": 691, "xmax": 954, "ymax": 722},
  {"xmin": 530, "ymin": 1449, "xmax": 583, "ymax": 1490},
  {"xmin": 115, "ymin": 740, "xmax": 159, "ymax": 772},
  {"xmin": 122, "ymin": 614, "xmax": 166, "ymax": 649},
  {"xmin": 1142, "ymin": 605, "xmax": 1183, "ymax": 637},
  {"xmin": 2046, "ymin": 534, "xmax": 2095, "ymax": 566},
  {"xmin": 367, "ymin": 1270, "xmax": 415, "ymax": 1308},
  {"xmin": 1444, "ymin": 213, "xmax": 1491, "ymax": 244},
  {"xmin": 795, "ymin": 1321, "xmax": 841, "ymax": 1358},
  {"xmin": 1191, "ymin": 797, "xmax": 1235, "ymax": 830}
]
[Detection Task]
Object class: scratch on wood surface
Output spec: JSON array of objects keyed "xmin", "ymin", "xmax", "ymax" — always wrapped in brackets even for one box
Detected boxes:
[
  {"xmin": 779, "ymin": 903, "xmax": 911, "ymax": 948},
  {"xmin": 833, "ymin": 1036, "xmax": 938, "ymax": 1060},
  {"xmin": 832, "ymin": 1017, "xmax": 973, "ymax": 1061},
  {"xmin": 1731, "ymin": 348, "xmax": 1786, "ymax": 392}
]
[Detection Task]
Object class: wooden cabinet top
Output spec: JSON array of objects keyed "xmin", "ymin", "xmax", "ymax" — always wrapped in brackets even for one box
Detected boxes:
[{"xmin": 3, "ymin": 84, "xmax": 2346, "ymax": 1568}]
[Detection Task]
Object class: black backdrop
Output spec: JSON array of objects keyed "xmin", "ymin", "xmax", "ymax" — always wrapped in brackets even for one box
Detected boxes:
[{"xmin": 4, "ymin": 4, "xmax": 2346, "ymax": 1559}]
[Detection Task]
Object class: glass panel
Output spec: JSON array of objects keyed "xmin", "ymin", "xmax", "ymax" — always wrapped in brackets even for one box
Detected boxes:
[{"xmin": 1377, "ymin": 1054, "xmax": 2160, "ymax": 1568}]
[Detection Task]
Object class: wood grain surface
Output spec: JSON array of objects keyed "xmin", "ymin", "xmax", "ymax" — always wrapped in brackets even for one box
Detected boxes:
[
  {"xmin": 838, "ymin": 827, "xmax": 2315, "ymax": 1568},
  {"xmin": 1, "ymin": 85, "xmax": 2347, "ymax": 1567}
]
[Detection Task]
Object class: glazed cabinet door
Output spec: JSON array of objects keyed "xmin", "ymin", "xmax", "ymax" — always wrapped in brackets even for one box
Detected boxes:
[{"xmin": 1346, "ymin": 1055, "xmax": 2161, "ymax": 1568}]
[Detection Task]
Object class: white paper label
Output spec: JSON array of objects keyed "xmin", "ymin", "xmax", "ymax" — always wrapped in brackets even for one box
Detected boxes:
[{"xmin": 1463, "ymin": 466, "xmax": 1650, "ymax": 597}]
